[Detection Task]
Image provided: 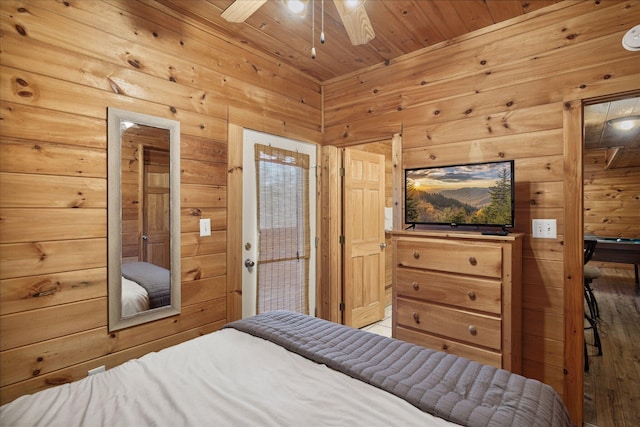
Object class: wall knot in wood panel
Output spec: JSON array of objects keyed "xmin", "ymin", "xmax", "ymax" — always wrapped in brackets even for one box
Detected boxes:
[
  {"xmin": 107, "ymin": 78, "xmax": 123, "ymax": 95},
  {"xmin": 12, "ymin": 77, "xmax": 36, "ymax": 99},
  {"xmin": 127, "ymin": 58, "xmax": 141, "ymax": 69},
  {"xmin": 71, "ymin": 192, "xmax": 87, "ymax": 208},
  {"xmin": 14, "ymin": 24, "xmax": 27, "ymax": 37},
  {"xmin": 187, "ymin": 266, "xmax": 202, "ymax": 280},
  {"xmin": 45, "ymin": 376, "xmax": 72, "ymax": 386},
  {"xmin": 30, "ymin": 279, "xmax": 61, "ymax": 298}
]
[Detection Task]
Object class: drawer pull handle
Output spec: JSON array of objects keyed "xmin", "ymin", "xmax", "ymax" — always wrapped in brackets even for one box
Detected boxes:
[
  {"xmin": 468, "ymin": 325, "xmax": 477, "ymax": 335},
  {"xmin": 412, "ymin": 281, "xmax": 419, "ymax": 290},
  {"xmin": 412, "ymin": 312, "xmax": 420, "ymax": 324},
  {"xmin": 467, "ymin": 290, "xmax": 476, "ymax": 300},
  {"xmin": 413, "ymin": 251, "xmax": 420, "ymax": 259},
  {"xmin": 468, "ymin": 256, "xmax": 477, "ymax": 266},
  {"xmin": 442, "ymin": 344, "xmax": 449, "ymax": 350}
]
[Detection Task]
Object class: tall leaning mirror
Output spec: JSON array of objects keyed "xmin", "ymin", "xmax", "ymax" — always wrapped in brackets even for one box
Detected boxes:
[{"xmin": 108, "ymin": 107, "xmax": 181, "ymax": 331}]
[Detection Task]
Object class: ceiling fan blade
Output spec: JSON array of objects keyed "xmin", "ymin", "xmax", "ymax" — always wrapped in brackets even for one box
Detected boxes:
[
  {"xmin": 333, "ymin": 0, "xmax": 375, "ymax": 45},
  {"xmin": 221, "ymin": 0, "xmax": 267, "ymax": 23}
]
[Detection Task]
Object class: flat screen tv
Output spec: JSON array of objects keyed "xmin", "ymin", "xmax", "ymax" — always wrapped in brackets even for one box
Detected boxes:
[{"xmin": 404, "ymin": 160, "xmax": 515, "ymax": 231}]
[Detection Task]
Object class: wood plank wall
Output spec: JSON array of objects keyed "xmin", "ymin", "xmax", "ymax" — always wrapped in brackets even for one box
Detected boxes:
[
  {"xmin": 584, "ymin": 150, "xmax": 640, "ymax": 238},
  {"xmin": 323, "ymin": 0, "xmax": 640, "ymax": 416},
  {"xmin": 0, "ymin": 0, "xmax": 321, "ymax": 404}
]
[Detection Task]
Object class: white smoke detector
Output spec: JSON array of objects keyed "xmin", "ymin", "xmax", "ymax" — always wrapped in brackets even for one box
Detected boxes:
[{"xmin": 622, "ymin": 24, "xmax": 640, "ymax": 51}]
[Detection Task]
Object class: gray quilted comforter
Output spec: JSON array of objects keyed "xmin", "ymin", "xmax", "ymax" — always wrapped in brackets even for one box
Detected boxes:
[
  {"xmin": 224, "ymin": 310, "xmax": 573, "ymax": 427},
  {"xmin": 121, "ymin": 261, "xmax": 171, "ymax": 309}
]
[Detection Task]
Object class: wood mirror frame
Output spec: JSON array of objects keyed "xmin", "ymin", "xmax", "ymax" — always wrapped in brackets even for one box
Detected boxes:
[{"xmin": 107, "ymin": 107, "xmax": 181, "ymax": 332}]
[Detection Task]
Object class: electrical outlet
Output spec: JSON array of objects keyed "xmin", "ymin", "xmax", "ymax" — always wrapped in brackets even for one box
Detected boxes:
[
  {"xmin": 199, "ymin": 218, "xmax": 211, "ymax": 237},
  {"xmin": 532, "ymin": 219, "xmax": 557, "ymax": 239},
  {"xmin": 88, "ymin": 365, "xmax": 105, "ymax": 376}
]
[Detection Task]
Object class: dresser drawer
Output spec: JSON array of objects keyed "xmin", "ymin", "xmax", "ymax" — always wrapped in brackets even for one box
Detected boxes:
[
  {"xmin": 395, "ymin": 326, "xmax": 502, "ymax": 368},
  {"xmin": 396, "ymin": 268, "xmax": 501, "ymax": 314},
  {"xmin": 397, "ymin": 298, "xmax": 501, "ymax": 350},
  {"xmin": 396, "ymin": 238, "xmax": 502, "ymax": 278}
]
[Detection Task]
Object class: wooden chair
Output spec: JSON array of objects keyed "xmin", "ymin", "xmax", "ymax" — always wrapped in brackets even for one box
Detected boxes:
[
  {"xmin": 584, "ymin": 240, "xmax": 601, "ymax": 320},
  {"xmin": 583, "ymin": 239, "xmax": 602, "ymax": 372}
]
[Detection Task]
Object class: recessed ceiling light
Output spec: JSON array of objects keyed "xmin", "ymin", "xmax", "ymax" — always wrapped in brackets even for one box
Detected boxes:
[
  {"xmin": 607, "ymin": 115, "xmax": 640, "ymax": 131},
  {"xmin": 622, "ymin": 24, "xmax": 640, "ymax": 51}
]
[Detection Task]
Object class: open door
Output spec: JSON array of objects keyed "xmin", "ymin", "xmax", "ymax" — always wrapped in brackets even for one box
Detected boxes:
[
  {"xmin": 342, "ymin": 148, "xmax": 386, "ymax": 328},
  {"xmin": 141, "ymin": 146, "xmax": 171, "ymax": 269}
]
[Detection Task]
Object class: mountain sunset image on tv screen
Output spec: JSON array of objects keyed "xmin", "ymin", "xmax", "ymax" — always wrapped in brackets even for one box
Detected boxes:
[{"xmin": 404, "ymin": 160, "xmax": 514, "ymax": 228}]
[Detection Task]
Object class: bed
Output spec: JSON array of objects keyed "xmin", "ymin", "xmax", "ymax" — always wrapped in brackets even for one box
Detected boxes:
[
  {"xmin": 0, "ymin": 311, "xmax": 572, "ymax": 427},
  {"xmin": 120, "ymin": 261, "xmax": 171, "ymax": 314},
  {"xmin": 121, "ymin": 276, "xmax": 150, "ymax": 317}
]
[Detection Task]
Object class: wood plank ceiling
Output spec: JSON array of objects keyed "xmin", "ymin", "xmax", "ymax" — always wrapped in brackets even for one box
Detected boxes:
[
  {"xmin": 156, "ymin": 0, "xmax": 561, "ymax": 82},
  {"xmin": 155, "ymin": 1, "xmax": 639, "ymax": 167}
]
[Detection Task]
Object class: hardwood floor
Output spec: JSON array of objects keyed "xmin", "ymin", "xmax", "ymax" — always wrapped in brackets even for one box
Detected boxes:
[{"xmin": 583, "ymin": 264, "xmax": 640, "ymax": 427}]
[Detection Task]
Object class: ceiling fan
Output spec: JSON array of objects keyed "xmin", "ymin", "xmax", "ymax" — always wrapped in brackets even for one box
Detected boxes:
[{"xmin": 220, "ymin": 0, "xmax": 375, "ymax": 46}]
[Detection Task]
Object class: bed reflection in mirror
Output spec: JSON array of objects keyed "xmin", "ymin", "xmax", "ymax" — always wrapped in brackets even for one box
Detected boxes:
[{"xmin": 108, "ymin": 108, "xmax": 181, "ymax": 332}]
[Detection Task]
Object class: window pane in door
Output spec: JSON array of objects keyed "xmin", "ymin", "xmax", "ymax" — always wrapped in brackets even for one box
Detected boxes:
[{"xmin": 255, "ymin": 144, "xmax": 310, "ymax": 314}]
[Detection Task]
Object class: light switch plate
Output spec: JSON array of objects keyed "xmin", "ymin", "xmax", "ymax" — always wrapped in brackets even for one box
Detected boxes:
[
  {"xmin": 199, "ymin": 218, "xmax": 211, "ymax": 237},
  {"xmin": 384, "ymin": 207, "xmax": 393, "ymax": 231},
  {"xmin": 532, "ymin": 219, "xmax": 557, "ymax": 239}
]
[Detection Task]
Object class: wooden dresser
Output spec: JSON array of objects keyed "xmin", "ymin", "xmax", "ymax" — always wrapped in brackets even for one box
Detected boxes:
[{"xmin": 391, "ymin": 230, "xmax": 523, "ymax": 373}]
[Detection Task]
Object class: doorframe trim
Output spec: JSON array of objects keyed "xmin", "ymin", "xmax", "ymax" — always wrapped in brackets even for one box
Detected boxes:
[
  {"xmin": 319, "ymin": 134, "xmax": 402, "ymax": 324},
  {"xmin": 227, "ymin": 121, "xmax": 244, "ymax": 322},
  {"xmin": 562, "ymin": 99, "xmax": 584, "ymax": 425},
  {"xmin": 320, "ymin": 145, "xmax": 342, "ymax": 323}
]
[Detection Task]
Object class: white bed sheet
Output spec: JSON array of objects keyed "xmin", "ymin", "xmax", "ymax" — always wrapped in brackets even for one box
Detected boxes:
[
  {"xmin": 0, "ymin": 328, "xmax": 455, "ymax": 427},
  {"xmin": 121, "ymin": 276, "xmax": 150, "ymax": 317}
]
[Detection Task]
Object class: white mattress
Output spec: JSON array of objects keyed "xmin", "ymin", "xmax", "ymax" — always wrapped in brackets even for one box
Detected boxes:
[
  {"xmin": 0, "ymin": 328, "xmax": 454, "ymax": 427},
  {"xmin": 121, "ymin": 276, "xmax": 150, "ymax": 317}
]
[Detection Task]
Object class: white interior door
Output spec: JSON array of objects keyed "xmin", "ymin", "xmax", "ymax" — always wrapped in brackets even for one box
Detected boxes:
[{"xmin": 242, "ymin": 129, "xmax": 317, "ymax": 319}]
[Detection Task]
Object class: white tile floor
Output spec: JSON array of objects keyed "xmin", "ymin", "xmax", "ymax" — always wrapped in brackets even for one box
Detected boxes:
[{"xmin": 360, "ymin": 305, "xmax": 392, "ymax": 337}]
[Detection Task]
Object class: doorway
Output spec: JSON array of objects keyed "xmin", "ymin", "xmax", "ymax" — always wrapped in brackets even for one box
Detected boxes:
[
  {"xmin": 319, "ymin": 136, "xmax": 400, "ymax": 326},
  {"xmin": 582, "ymin": 94, "xmax": 640, "ymax": 426},
  {"xmin": 241, "ymin": 129, "xmax": 317, "ymax": 319}
]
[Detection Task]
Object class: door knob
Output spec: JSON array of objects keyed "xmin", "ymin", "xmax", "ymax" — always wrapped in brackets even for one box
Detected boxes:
[
  {"xmin": 244, "ymin": 258, "xmax": 256, "ymax": 268},
  {"xmin": 142, "ymin": 235, "xmax": 148, "ymax": 241},
  {"xmin": 380, "ymin": 242, "xmax": 388, "ymax": 249}
]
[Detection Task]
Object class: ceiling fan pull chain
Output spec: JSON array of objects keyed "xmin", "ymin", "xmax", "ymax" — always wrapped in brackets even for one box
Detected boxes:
[
  {"xmin": 311, "ymin": 0, "xmax": 316, "ymax": 59},
  {"xmin": 321, "ymin": 0, "xmax": 325, "ymax": 44}
]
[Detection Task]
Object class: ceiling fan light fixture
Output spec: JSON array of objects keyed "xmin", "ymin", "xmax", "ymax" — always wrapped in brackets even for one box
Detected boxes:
[
  {"xmin": 344, "ymin": 0, "xmax": 361, "ymax": 9},
  {"xmin": 607, "ymin": 115, "xmax": 640, "ymax": 131},
  {"xmin": 287, "ymin": 0, "xmax": 308, "ymax": 16}
]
